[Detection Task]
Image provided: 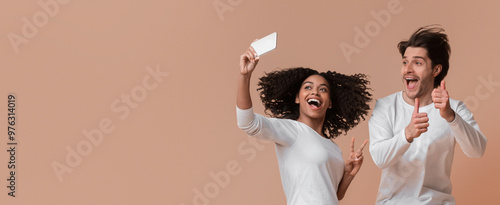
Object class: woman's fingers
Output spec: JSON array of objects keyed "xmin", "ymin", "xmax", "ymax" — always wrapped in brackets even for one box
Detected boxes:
[
  {"xmin": 246, "ymin": 49, "xmax": 254, "ymax": 61},
  {"xmin": 350, "ymin": 138, "xmax": 368, "ymax": 159},
  {"xmin": 249, "ymin": 43, "xmax": 258, "ymax": 56},
  {"xmin": 358, "ymin": 139, "xmax": 368, "ymax": 152},
  {"xmin": 350, "ymin": 137, "xmax": 355, "ymax": 154}
]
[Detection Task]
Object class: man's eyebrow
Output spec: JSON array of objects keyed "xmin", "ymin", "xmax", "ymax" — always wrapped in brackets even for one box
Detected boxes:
[{"xmin": 403, "ymin": 56, "xmax": 425, "ymax": 60}]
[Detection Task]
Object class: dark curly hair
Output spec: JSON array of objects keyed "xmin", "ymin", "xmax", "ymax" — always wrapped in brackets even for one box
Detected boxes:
[{"xmin": 257, "ymin": 67, "xmax": 372, "ymax": 139}]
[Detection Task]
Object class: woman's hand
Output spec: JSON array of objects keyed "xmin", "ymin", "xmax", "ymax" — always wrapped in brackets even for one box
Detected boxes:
[
  {"xmin": 240, "ymin": 42, "xmax": 259, "ymax": 76},
  {"xmin": 237, "ymin": 42, "xmax": 259, "ymax": 109},
  {"xmin": 337, "ymin": 137, "xmax": 368, "ymax": 200},
  {"xmin": 344, "ymin": 137, "xmax": 368, "ymax": 177}
]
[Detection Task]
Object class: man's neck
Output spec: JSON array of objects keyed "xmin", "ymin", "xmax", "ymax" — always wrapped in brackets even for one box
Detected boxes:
[{"xmin": 402, "ymin": 90, "xmax": 433, "ymax": 107}]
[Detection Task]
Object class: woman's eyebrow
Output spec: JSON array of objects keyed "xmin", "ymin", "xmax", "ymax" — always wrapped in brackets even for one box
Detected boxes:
[{"xmin": 302, "ymin": 81, "xmax": 329, "ymax": 88}]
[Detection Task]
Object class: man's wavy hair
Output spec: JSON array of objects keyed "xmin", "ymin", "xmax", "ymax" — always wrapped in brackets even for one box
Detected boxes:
[
  {"xmin": 257, "ymin": 67, "xmax": 372, "ymax": 139},
  {"xmin": 398, "ymin": 25, "xmax": 451, "ymax": 88}
]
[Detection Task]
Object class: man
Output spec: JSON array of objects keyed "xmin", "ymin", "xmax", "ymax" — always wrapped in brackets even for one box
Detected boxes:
[{"xmin": 369, "ymin": 25, "xmax": 487, "ymax": 204}]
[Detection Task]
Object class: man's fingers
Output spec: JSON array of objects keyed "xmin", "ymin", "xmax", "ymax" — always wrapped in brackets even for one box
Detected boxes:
[
  {"xmin": 441, "ymin": 80, "xmax": 446, "ymax": 90},
  {"xmin": 432, "ymin": 91, "xmax": 442, "ymax": 98},
  {"xmin": 415, "ymin": 122, "xmax": 429, "ymax": 129},
  {"xmin": 414, "ymin": 113, "xmax": 428, "ymax": 120},
  {"xmin": 415, "ymin": 117, "xmax": 429, "ymax": 124},
  {"xmin": 433, "ymin": 98, "xmax": 445, "ymax": 104},
  {"xmin": 418, "ymin": 128, "xmax": 428, "ymax": 133},
  {"xmin": 413, "ymin": 115, "xmax": 429, "ymax": 124},
  {"xmin": 414, "ymin": 113, "xmax": 428, "ymax": 119},
  {"xmin": 413, "ymin": 97, "xmax": 420, "ymax": 115}
]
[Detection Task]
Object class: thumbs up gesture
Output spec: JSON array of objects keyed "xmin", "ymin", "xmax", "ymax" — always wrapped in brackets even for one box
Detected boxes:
[
  {"xmin": 405, "ymin": 98, "xmax": 429, "ymax": 143},
  {"xmin": 432, "ymin": 80, "xmax": 455, "ymax": 122}
]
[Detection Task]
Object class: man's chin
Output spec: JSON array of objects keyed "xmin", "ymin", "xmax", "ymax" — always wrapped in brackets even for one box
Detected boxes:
[{"xmin": 404, "ymin": 90, "xmax": 418, "ymax": 100}]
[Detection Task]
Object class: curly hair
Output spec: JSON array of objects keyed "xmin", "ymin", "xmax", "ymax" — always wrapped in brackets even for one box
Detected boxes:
[{"xmin": 257, "ymin": 67, "xmax": 372, "ymax": 139}]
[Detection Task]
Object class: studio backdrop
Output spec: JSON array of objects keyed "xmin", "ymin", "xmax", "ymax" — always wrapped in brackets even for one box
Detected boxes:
[{"xmin": 1, "ymin": 0, "xmax": 499, "ymax": 204}]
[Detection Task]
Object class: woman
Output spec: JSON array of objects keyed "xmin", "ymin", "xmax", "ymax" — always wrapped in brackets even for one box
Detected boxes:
[{"xmin": 236, "ymin": 45, "xmax": 372, "ymax": 205}]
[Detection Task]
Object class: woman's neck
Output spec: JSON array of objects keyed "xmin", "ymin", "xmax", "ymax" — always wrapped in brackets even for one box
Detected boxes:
[{"xmin": 297, "ymin": 116, "xmax": 326, "ymax": 138}]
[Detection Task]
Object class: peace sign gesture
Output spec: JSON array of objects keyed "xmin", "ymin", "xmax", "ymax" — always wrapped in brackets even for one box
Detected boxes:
[{"xmin": 344, "ymin": 137, "xmax": 368, "ymax": 177}]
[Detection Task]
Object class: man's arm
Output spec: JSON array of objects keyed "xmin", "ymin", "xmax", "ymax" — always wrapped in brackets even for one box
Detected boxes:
[
  {"xmin": 369, "ymin": 101, "xmax": 412, "ymax": 169},
  {"xmin": 449, "ymin": 102, "xmax": 487, "ymax": 157},
  {"xmin": 432, "ymin": 80, "xmax": 487, "ymax": 157}
]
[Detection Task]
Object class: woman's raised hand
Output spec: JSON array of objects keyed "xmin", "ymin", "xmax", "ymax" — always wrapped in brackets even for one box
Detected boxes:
[{"xmin": 240, "ymin": 41, "xmax": 260, "ymax": 76}]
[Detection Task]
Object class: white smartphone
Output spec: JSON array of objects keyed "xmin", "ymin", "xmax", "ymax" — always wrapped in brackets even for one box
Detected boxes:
[{"xmin": 251, "ymin": 32, "xmax": 277, "ymax": 56}]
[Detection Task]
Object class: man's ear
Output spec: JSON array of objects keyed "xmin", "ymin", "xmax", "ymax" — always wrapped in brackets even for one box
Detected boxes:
[
  {"xmin": 433, "ymin": 64, "xmax": 442, "ymax": 77},
  {"xmin": 295, "ymin": 94, "xmax": 299, "ymax": 104}
]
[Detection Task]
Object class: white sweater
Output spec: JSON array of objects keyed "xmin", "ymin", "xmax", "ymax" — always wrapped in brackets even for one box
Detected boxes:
[
  {"xmin": 369, "ymin": 92, "xmax": 487, "ymax": 205},
  {"xmin": 237, "ymin": 107, "xmax": 344, "ymax": 205}
]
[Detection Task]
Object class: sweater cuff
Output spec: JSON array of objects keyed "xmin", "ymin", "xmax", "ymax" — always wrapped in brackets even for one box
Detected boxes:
[
  {"xmin": 236, "ymin": 106, "xmax": 255, "ymax": 129},
  {"xmin": 400, "ymin": 128, "xmax": 412, "ymax": 144}
]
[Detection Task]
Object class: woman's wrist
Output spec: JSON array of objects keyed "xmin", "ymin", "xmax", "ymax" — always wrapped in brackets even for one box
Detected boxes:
[
  {"xmin": 343, "ymin": 170, "xmax": 355, "ymax": 180},
  {"xmin": 240, "ymin": 72, "xmax": 252, "ymax": 79}
]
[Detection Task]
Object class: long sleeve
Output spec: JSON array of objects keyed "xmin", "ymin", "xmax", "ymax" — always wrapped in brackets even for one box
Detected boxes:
[
  {"xmin": 370, "ymin": 93, "xmax": 484, "ymax": 204},
  {"xmin": 236, "ymin": 106, "xmax": 297, "ymax": 147},
  {"xmin": 369, "ymin": 100, "xmax": 411, "ymax": 169},
  {"xmin": 449, "ymin": 101, "xmax": 487, "ymax": 158}
]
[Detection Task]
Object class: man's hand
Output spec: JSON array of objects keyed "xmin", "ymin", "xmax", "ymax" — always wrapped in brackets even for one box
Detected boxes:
[
  {"xmin": 432, "ymin": 80, "xmax": 455, "ymax": 122},
  {"xmin": 405, "ymin": 98, "xmax": 429, "ymax": 143}
]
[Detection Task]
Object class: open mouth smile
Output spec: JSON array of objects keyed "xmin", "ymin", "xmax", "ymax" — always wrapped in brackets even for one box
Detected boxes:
[
  {"xmin": 307, "ymin": 98, "xmax": 322, "ymax": 110},
  {"xmin": 405, "ymin": 77, "xmax": 419, "ymax": 90}
]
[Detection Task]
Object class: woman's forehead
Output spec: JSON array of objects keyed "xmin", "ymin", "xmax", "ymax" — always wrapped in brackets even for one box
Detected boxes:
[{"xmin": 302, "ymin": 75, "xmax": 329, "ymax": 86}]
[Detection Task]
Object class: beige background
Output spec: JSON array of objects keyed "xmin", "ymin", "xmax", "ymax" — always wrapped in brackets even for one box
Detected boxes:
[{"xmin": 1, "ymin": 0, "xmax": 499, "ymax": 204}]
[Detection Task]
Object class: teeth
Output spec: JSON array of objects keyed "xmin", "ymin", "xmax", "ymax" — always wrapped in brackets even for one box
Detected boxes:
[{"xmin": 308, "ymin": 99, "xmax": 320, "ymax": 103}]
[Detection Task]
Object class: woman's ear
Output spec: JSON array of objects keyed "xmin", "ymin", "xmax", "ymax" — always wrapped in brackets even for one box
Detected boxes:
[
  {"xmin": 329, "ymin": 101, "xmax": 332, "ymax": 109},
  {"xmin": 295, "ymin": 94, "xmax": 299, "ymax": 104}
]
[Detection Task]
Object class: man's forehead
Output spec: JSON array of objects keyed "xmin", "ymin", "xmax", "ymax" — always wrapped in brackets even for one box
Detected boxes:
[{"xmin": 403, "ymin": 47, "xmax": 429, "ymax": 59}]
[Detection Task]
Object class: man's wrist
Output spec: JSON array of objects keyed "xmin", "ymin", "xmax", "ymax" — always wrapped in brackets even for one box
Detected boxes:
[
  {"xmin": 404, "ymin": 127, "xmax": 414, "ymax": 143},
  {"xmin": 445, "ymin": 109, "xmax": 456, "ymax": 123}
]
